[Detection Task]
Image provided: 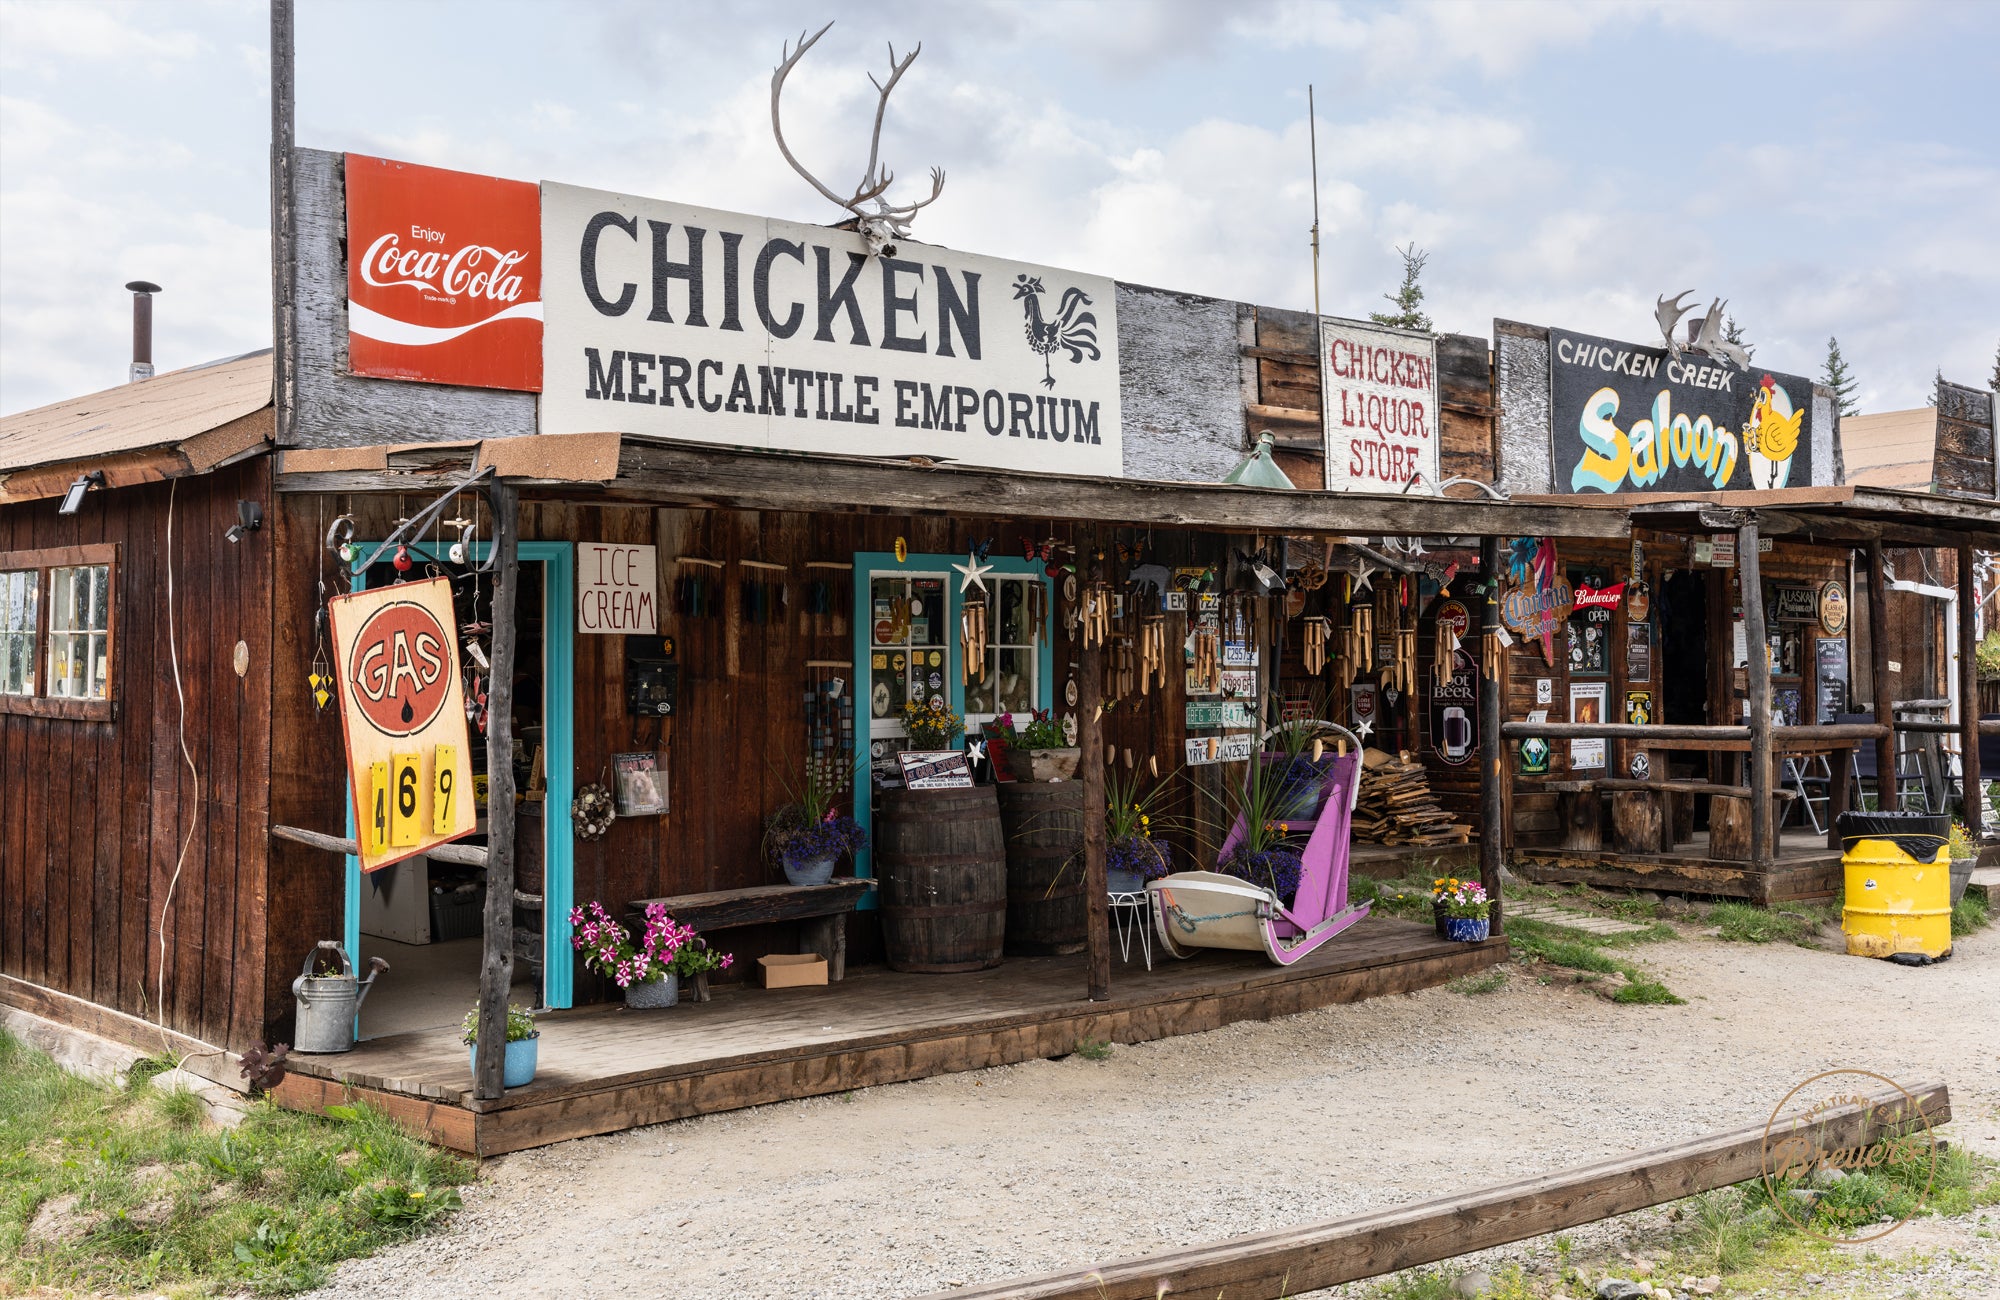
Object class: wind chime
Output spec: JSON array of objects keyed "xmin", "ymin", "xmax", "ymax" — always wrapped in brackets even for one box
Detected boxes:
[
  {"xmin": 674, "ymin": 556, "xmax": 724, "ymax": 616},
  {"xmin": 1303, "ymin": 617, "xmax": 1331, "ymax": 676},
  {"xmin": 1082, "ymin": 581, "xmax": 1112, "ymax": 649},
  {"xmin": 1110, "ymin": 636, "xmax": 1136, "ymax": 698},
  {"xmin": 1434, "ymin": 616, "xmax": 1463, "ymax": 691},
  {"xmin": 740, "ymin": 555, "xmax": 787, "ymax": 625},
  {"xmin": 1140, "ymin": 614, "xmax": 1168, "ymax": 694},
  {"xmin": 960, "ymin": 597, "xmax": 988, "ymax": 684},
  {"xmin": 802, "ymin": 560, "xmax": 851, "ymax": 616},
  {"xmin": 1192, "ymin": 623, "xmax": 1221, "ymax": 692},
  {"xmin": 1340, "ymin": 601, "xmax": 1375, "ymax": 687}
]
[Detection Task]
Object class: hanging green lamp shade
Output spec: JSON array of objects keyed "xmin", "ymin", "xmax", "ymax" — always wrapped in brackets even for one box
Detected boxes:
[{"xmin": 1222, "ymin": 431, "xmax": 1295, "ymax": 490}]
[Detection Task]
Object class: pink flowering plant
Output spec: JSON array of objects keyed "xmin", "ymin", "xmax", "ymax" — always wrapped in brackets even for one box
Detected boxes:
[
  {"xmin": 1433, "ymin": 878, "xmax": 1491, "ymax": 920},
  {"xmin": 568, "ymin": 900, "xmax": 734, "ymax": 988}
]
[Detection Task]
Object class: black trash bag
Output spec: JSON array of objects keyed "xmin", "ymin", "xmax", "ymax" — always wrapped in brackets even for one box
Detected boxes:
[{"xmin": 1836, "ymin": 810, "xmax": 1950, "ymax": 864}]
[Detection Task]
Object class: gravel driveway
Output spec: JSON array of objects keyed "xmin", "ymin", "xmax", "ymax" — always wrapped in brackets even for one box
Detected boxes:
[{"xmin": 306, "ymin": 923, "xmax": 1999, "ymax": 1299}]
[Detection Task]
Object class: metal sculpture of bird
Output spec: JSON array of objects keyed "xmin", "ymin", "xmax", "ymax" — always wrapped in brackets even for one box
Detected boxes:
[
  {"xmin": 1655, "ymin": 290, "xmax": 1695, "ymax": 358},
  {"xmin": 1014, "ymin": 274, "xmax": 1101, "ymax": 389}
]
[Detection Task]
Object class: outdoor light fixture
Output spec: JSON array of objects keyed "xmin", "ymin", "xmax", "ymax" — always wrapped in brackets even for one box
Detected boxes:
[
  {"xmin": 57, "ymin": 470, "xmax": 105, "ymax": 516},
  {"xmin": 225, "ymin": 500, "xmax": 264, "ymax": 544},
  {"xmin": 1222, "ymin": 432, "xmax": 1295, "ymax": 490}
]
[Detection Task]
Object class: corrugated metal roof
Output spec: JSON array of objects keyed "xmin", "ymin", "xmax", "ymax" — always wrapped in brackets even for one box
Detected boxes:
[{"xmin": 0, "ymin": 350, "xmax": 272, "ymax": 473}]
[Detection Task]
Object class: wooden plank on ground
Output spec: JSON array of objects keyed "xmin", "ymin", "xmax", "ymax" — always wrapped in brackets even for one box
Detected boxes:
[
  {"xmin": 924, "ymin": 1082, "xmax": 1950, "ymax": 1300},
  {"xmin": 271, "ymin": 1072, "xmax": 478, "ymax": 1153}
]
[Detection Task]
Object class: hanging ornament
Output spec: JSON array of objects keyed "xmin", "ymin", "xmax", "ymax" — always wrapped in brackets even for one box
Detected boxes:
[
  {"xmin": 1081, "ymin": 582, "xmax": 1112, "ymax": 648},
  {"xmin": 1303, "ymin": 617, "xmax": 1329, "ymax": 676},
  {"xmin": 1140, "ymin": 615, "xmax": 1168, "ymax": 694},
  {"xmin": 1192, "ymin": 625, "xmax": 1221, "ymax": 692},
  {"xmin": 960, "ymin": 598, "xmax": 988, "ymax": 681},
  {"xmin": 953, "ymin": 550, "xmax": 994, "ymax": 595},
  {"xmin": 571, "ymin": 783, "xmax": 617, "ymax": 840},
  {"xmin": 894, "ymin": 536, "xmax": 908, "ymax": 563},
  {"xmin": 392, "ymin": 544, "xmax": 413, "ymax": 573}
]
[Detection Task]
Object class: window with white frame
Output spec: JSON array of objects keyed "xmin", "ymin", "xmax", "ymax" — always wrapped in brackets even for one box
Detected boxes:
[
  {"xmin": 962, "ymin": 575, "xmax": 1039, "ymax": 725},
  {"xmin": 867, "ymin": 572, "xmax": 950, "ymax": 736},
  {"xmin": 0, "ymin": 569, "xmax": 37, "ymax": 696},
  {"xmin": 47, "ymin": 564, "xmax": 112, "ymax": 699}
]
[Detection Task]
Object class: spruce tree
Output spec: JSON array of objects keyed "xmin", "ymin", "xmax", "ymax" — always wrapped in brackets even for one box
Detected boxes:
[
  {"xmin": 1990, "ymin": 339, "xmax": 1998, "ymax": 393},
  {"xmin": 1820, "ymin": 336, "xmax": 1860, "ymax": 416},
  {"xmin": 1723, "ymin": 315, "xmax": 1755, "ymax": 361},
  {"xmin": 1369, "ymin": 244, "xmax": 1432, "ymax": 333}
]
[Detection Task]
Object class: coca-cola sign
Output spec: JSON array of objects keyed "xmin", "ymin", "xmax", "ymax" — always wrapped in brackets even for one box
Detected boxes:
[{"xmin": 345, "ymin": 154, "xmax": 543, "ymax": 392}]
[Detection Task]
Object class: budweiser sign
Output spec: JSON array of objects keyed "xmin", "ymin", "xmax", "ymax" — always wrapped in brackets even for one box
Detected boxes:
[
  {"xmin": 345, "ymin": 154, "xmax": 543, "ymax": 392},
  {"xmin": 1573, "ymin": 582, "xmax": 1626, "ymax": 610}
]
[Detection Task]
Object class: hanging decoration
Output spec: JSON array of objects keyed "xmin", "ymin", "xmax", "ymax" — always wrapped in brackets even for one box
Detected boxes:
[
  {"xmin": 952, "ymin": 549, "xmax": 994, "ymax": 595},
  {"xmin": 673, "ymin": 555, "xmax": 724, "ymax": 617},
  {"xmin": 1082, "ymin": 581, "xmax": 1111, "ymax": 648},
  {"xmin": 1500, "ymin": 537, "xmax": 1572, "ymax": 667},
  {"xmin": 1140, "ymin": 614, "xmax": 1167, "ymax": 694},
  {"xmin": 1192, "ymin": 624, "xmax": 1221, "ymax": 692},
  {"xmin": 1303, "ymin": 617, "xmax": 1330, "ymax": 676},
  {"xmin": 571, "ymin": 783, "xmax": 617, "ymax": 840},
  {"xmin": 960, "ymin": 597, "xmax": 989, "ymax": 681},
  {"xmin": 741, "ymin": 558, "xmax": 787, "ymax": 626},
  {"xmin": 1111, "ymin": 636, "xmax": 1135, "ymax": 698},
  {"xmin": 894, "ymin": 536, "xmax": 908, "ymax": 563},
  {"xmin": 1026, "ymin": 580, "xmax": 1047, "ymax": 644}
]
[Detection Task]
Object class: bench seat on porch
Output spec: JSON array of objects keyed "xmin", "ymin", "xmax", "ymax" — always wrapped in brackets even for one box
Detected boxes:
[
  {"xmin": 1543, "ymin": 779, "xmax": 1795, "ymax": 858},
  {"xmin": 629, "ymin": 879, "xmax": 875, "ymax": 984}
]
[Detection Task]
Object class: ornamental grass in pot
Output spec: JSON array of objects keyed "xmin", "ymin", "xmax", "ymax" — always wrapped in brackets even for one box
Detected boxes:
[
  {"xmin": 1103, "ymin": 762, "xmax": 1184, "ymax": 893},
  {"xmin": 462, "ymin": 1002, "xmax": 539, "ymax": 1088},
  {"xmin": 763, "ymin": 758, "xmax": 869, "ymax": 887},
  {"xmin": 1198, "ymin": 751, "xmax": 1307, "ymax": 906},
  {"xmin": 570, "ymin": 900, "xmax": 734, "ymax": 1008}
]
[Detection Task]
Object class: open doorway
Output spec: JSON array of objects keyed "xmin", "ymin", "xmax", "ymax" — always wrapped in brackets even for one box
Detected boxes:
[
  {"xmin": 1659, "ymin": 569, "xmax": 1712, "ymax": 798},
  {"xmin": 343, "ymin": 542, "xmax": 575, "ymax": 1039}
]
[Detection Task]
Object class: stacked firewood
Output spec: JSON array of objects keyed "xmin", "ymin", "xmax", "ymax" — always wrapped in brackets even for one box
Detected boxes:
[{"xmin": 1352, "ymin": 749, "xmax": 1471, "ymax": 846}]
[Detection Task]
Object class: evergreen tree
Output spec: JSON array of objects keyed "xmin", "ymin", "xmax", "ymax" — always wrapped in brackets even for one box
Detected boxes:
[
  {"xmin": 1369, "ymin": 243, "xmax": 1432, "ymax": 333},
  {"xmin": 1990, "ymin": 339, "xmax": 1998, "ymax": 393},
  {"xmin": 1927, "ymin": 367, "xmax": 1942, "ymax": 407},
  {"xmin": 1820, "ymin": 336, "xmax": 1860, "ymax": 416},
  {"xmin": 1723, "ymin": 315, "xmax": 1755, "ymax": 361}
]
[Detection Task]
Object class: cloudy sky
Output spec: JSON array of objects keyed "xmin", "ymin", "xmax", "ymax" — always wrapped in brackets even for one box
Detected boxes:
[{"xmin": 1, "ymin": 0, "xmax": 1994, "ymax": 416}]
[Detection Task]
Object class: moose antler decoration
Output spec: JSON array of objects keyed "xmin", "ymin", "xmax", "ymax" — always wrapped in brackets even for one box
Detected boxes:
[{"xmin": 773, "ymin": 21, "xmax": 945, "ymax": 258}]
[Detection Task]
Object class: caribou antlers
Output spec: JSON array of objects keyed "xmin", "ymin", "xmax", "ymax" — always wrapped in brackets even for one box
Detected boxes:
[{"xmin": 772, "ymin": 21, "xmax": 945, "ymax": 258}]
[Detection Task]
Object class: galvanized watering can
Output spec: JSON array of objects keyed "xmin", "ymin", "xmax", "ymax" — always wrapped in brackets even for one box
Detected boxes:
[{"xmin": 291, "ymin": 941, "xmax": 388, "ymax": 1054}]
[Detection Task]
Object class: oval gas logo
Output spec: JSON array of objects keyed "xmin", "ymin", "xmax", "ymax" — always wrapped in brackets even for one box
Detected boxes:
[{"xmin": 346, "ymin": 599, "xmax": 454, "ymax": 737}]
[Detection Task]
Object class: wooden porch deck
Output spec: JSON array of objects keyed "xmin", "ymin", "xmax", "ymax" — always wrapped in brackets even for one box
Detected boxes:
[
  {"xmin": 1512, "ymin": 829, "xmax": 1844, "ymax": 904},
  {"xmin": 274, "ymin": 914, "xmax": 1501, "ymax": 1156}
]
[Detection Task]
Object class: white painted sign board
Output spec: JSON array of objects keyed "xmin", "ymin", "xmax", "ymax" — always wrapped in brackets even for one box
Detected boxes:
[
  {"xmin": 1318, "ymin": 316, "xmax": 1439, "ymax": 493},
  {"xmin": 577, "ymin": 542, "xmax": 658, "ymax": 634}
]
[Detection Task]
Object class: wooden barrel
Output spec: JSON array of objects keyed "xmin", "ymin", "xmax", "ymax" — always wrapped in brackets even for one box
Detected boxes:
[
  {"xmin": 875, "ymin": 784, "xmax": 1007, "ymax": 972},
  {"xmin": 995, "ymin": 782, "xmax": 1087, "ymax": 955}
]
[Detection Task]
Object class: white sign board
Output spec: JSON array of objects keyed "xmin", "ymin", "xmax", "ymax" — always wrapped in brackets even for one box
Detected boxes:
[
  {"xmin": 541, "ymin": 182, "xmax": 1123, "ymax": 476},
  {"xmin": 1318, "ymin": 316, "xmax": 1439, "ymax": 493},
  {"xmin": 577, "ymin": 542, "xmax": 658, "ymax": 634}
]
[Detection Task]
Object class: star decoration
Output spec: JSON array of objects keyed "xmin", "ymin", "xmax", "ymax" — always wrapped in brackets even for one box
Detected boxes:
[
  {"xmin": 966, "ymin": 740, "xmax": 987, "ymax": 763},
  {"xmin": 1354, "ymin": 718, "xmax": 1375, "ymax": 740},
  {"xmin": 1351, "ymin": 559, "xmax": 1377, "ymax": 594},
  {"xmin": 953, "ymin": 550, "xmax": 994, "ymax": 594}
]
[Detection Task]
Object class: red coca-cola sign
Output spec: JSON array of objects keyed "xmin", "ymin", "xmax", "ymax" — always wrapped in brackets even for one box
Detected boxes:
[{"xmin": 345, "ymin": 154, "xmax": 542, "ymax": 391}]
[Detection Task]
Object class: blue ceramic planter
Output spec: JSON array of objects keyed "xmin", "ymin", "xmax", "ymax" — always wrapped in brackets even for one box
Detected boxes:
[
  {"xmin": 467, "ymin": 1034, "xmax": 539, "ymax": 1088},
  {"xmin": 1444, "ymin": 916, "xmax": 1491, "ymax": 943}
]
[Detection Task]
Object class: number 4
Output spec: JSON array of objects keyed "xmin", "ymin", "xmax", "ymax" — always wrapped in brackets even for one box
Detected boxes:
[{"xmin": 367, "ymin": 760, "xmax": 390, "ymax": 854}]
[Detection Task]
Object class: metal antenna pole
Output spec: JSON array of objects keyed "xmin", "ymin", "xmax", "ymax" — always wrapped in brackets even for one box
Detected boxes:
[{"xmin": 1308, "ymin": 86, "xmax": 1322, "ymax": 324}]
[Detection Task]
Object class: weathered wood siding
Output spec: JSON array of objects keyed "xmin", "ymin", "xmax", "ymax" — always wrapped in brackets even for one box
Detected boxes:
[{"xmin": 0, "ymin": 459, "xmax": 274, "ymax": 1048}]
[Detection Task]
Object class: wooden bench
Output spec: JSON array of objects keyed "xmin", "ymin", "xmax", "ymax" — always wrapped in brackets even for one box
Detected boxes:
[
  {"xmin": 1545, "ymin": 779, "xmax": 1795, "ymax": 857},
  {"xmin": 629, "ymin": 878, "xmax": 876, "ymax": 989}
]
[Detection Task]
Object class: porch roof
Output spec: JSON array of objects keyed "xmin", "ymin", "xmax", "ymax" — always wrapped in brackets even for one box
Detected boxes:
[
  {"xmin": 276, "ymin": 431, "xmax": 1635, "ymax": 540},
  {"xmin": 1519, "ymin": 484, "xmax": 2000, "ymax": 548}
]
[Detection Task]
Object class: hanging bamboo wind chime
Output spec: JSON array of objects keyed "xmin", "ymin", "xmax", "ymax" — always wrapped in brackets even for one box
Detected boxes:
[
  {"xmin": 1082, "ymin": 582, "xmax": 1111, "ymax": 648},
  {"xmin": 1140, "ymin": 615, "xmax": 1168, "ymax": 694},
  {"xmin": 960, "ymin": 598, "xmax": 988, "ymax": 684},
  {"xmin": 1435, "ymin": 618, "xmax": 1463, "ymax": 690},
  {"xmin": 1303, "ymin": 617, "xmax": 1330, "ymax": 676},
  {"xmin": 1193, "ymin": 624, "xmax": 1221, "ymax": 691}
]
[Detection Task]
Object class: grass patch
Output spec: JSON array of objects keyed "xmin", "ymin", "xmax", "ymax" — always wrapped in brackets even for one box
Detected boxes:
[
  {"xmin": 1072, "ymin": 1038, "xmax": 1112, "ymax": 1062},
  {"xmin": 1448, "ymin": 970, "xmax": 1508, "ymax": 996},
  {"xmin": 1710, "ymin": 900, "xmax": 1817, "ymax": 945},
  {"xmin": 0, "ymin": 1029, "xmax": 471, "ymax": 1295},
  {"xmin": 1504, "ymin": 917, "xmax": 1685, "ymax": 1005},
  {"xmin": 1953, "ymin": 890, "xmax": 1990, "ymax": 936}
]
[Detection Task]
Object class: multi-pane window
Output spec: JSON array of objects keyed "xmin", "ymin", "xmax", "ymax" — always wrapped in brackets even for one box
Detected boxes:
[
  {"xmin": 868, "ymin": 573, "xmax": 949, "ymax": 736},
  {"xmin": 962, "ymin": 576, "xmax": 1038, "ymax": 724},
  {"xmin": 0, "ymin": 546, "xmax": 116, "ymax": 718},
  {"xmin": 1, "ymin": 570, "xmax": 36, "ymax": 695},
  {"xmin": 47, "ymin": 564, "xmax": 112, "ymax": 699}
]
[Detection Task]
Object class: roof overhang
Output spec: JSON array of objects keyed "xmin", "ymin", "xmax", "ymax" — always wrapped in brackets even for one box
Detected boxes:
[{"xmin": 1519, "ymin": 485, "xmax": 2000, "ymax": 549}]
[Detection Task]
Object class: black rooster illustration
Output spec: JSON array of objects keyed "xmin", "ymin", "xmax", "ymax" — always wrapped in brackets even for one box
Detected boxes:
[{"xmin": 1013, "ymin": 274, "xmax": 1101, "ymax": 388}]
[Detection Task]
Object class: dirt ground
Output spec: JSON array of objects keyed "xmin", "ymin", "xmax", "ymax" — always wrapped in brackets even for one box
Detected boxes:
[{"xmin": 306, "ymin": 921, "xmax": 1999, "ymax": 1300}]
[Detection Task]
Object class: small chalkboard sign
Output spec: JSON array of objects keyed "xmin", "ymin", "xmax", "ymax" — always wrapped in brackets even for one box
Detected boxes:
[{"xmin": 896, "ymin": 750, "xmax": 974, "ymax": 790}]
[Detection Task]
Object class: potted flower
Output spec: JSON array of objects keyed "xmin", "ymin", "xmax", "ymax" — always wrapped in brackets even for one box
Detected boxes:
[
  {"xmin": 1104, "ymin": 763, "xmax": 1182, "ymax": 893},
  {"xmin": 1202, "ymin": 756, "xmax": 1306, "ymax": 905},
  {"xmin": 569, "ymin": 900, "xmax": 734, "ymax": 1008},
  {"xmin": 1948, "ymin": 822, "xmax": 1979, "ymax": 904},
  {"xmin": 462, "ymin": 1002, "xmax": 539, "ymax": 1088},
  {"xmin": 987, "ymin": 708, "xmax": 1080, "ymax": 782},
  {"xmin": 1435, "ymin": 878, "xmax": 1492, "ymax": 941},
  {"xmin": 901, "ymin": 698, "xmax": 966, "ymax": 750},
  {"xmin": 764, "ymin": 761, "xmax": 869, "ymax": 886}
]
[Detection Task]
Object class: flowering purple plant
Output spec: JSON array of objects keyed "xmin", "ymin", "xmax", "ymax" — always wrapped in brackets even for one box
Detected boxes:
[
  {"xmin": 774, "ymin": 810, "xmax": 867, "ymax": 867},
  {"xmin": 1107, "ymin": 835, "xmax": 1172, "ymax": 882},
  {"xmin": 1220, "ymin": 846, "xmax": 1306, "ymax": 906},
  {"xmin": 568, "ymin": 900, "xmax": 734, "ymax": 988}
]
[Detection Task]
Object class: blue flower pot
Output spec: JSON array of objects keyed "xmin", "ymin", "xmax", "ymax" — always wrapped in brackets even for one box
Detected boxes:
[
  {"xmin": 1444, "ymin": 916, "xmax": 1491, "ymax": 943},
  {"xmin": 467, "ymin": 1034, "xmax": 539, "ymax": 1088},
  {"xmin": 783, "ymin": 853, "xmax": 839, "ymax": 887}
]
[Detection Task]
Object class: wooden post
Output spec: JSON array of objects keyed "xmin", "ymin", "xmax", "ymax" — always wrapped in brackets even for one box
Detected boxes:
[
  {"xmin": 472, "ymin": 481, "xmax": 520, "ymax": 1100},
  {"xmin": 268, "ymin": 0, "xmax": 297, "ymax": 444},
  {"xmin": 1740, "ymin": 517, "xmax": 1773, "ymax": 871},
  {"xmin": 1961, "ymin": 541, "xmax": 1983, "ymax": 835},
  {"xmin": 1080, "ymin": 549, "xmax": 1110, "ymax": 1002},
  {"xmin": 1867, "ymin": 540, "xmax": 1896, "ymax": 807},
  {"xmin": 1478, "ymin": 535, "xmax": 1504, "ymax": 936}
]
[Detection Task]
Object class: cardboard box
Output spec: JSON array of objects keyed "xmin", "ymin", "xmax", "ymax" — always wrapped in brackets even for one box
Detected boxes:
[{"xmin": 759, "ymin": 953, "xmax": 829, "ymax": 989}]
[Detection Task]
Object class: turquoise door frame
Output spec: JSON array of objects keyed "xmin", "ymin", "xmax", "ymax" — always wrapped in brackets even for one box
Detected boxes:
[
  {"xmin": 850, "ymin": 551, "xmax": 1054, "ymax": 903},
  {"xmin": 345, "ymin": 541, "xmax": 578, "ymax": 1009}
]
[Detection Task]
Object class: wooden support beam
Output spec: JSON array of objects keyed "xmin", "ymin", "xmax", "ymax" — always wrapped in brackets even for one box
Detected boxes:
[
  {"xmin": 269, "ymin": 823, "xmax": 489, "ymax": 868},
  {"xmin": 1740, "ymin": 517, "xmax": 1773, "ymax": 870},
  {"xmin": 472, "ymin": 481, "xmax": 520, "ymax": 1101},
  {"xmin": 1080, "ymin": 534, "xmax": 1110, "ymax": 1002},
  {"xmin": 1479, "ymin": 535, "xmax": 1504, "ymax": 936},
  {"xmin": 924, "ymin": 1081, "xmax": 1950, "ymax": 1300},
  {"xmin": 1867, "ymin": 540, "xmax": 1896, "ymax": 803},
  {"xmin": 1962, "ymin": 541, "xmax": 1983, "ymax": 836}
]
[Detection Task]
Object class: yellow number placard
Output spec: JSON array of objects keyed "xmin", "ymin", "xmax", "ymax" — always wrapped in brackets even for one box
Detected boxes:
[
  {"xmin": 389, "ymin": 752, "xmax": 422, "ymax": 846},
  {"xmin": 366, "ymin": 760, "xmax": 391, "ymax": 854},
  {"xmin": 433, "ymin": 744, "xmax": 458, "ymax": 834}
]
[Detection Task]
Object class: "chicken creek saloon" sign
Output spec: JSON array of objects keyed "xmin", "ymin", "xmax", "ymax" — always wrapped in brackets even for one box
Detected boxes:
[
  {"xmin": 1549, "ymin": 326, "xmax": 1817, "ymax": 495},
  {"xmin": 540, "ymin": 183, "xmax": 1123, "ymax": 477}
]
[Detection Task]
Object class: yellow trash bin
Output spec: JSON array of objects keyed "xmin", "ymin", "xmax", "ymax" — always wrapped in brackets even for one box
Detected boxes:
[{"xmin": 1838, "ymin": 811, "xmax": 1952, "ymax": 963}]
